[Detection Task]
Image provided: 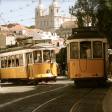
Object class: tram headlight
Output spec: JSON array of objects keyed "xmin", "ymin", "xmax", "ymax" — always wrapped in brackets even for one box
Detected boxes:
[{"xmin": 46, "ymin": 69, "xmax": 50, "ymax": 73}]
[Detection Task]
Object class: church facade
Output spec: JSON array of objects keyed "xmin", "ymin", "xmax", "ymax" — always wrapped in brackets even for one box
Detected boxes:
[{"xmin": 35, "ymin": 0, "xmax": 75, "ymax": 32}]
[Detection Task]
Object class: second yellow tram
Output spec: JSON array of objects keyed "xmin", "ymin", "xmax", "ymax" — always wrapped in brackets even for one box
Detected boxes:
[{"xmin": 66, "ymin": 27, "xmax": 108, "ymax": 85}]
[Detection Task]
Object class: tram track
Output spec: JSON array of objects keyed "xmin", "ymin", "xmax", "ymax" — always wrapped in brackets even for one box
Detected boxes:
[
  {"xmin": 0, "ymin": 84, "xmax": 68, "ymax": 109},
  {"xmin": 31, "ymin": 87, "xmax": 94, "ymax": 112},
  {"xmin": 31, "ymin": 95, "xmax": 63, "ymax": 112},
  {"xmin": 69, "ymin": 88, "xmax": 107, "ymax": 112},
  {"xmin": 69, "ymin": 88, "xmax": 95, "ymax": 112},
  {"xmin": 0, "ymin": 84, "xmax": 93, "ymax": 112},
  {"xmin": 28, "ymin": 87, "xmax": 108, "ymax": 112},
  {"xmin": 0, "ymin": 83, "xmax": 108, "ymax": 112}
]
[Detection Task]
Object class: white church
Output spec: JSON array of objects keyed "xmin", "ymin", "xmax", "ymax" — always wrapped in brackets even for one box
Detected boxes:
[{"xmin": 35, "ymin": 0, "xmax": 75, "ymax": 32}]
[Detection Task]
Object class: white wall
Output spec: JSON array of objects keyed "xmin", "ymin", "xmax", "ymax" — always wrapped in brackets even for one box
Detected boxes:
[{"xmin": 6, "ymin": 36, "xmax": 16, "ymax": 46}]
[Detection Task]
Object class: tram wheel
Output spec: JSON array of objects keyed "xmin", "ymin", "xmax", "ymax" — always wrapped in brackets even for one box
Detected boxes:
[{"xmin": 74, "ymin": 80, "xmax": 80, "ymax": 87}]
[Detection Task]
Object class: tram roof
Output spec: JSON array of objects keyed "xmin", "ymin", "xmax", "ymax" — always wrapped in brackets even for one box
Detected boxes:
[
  {"xmin": 32, "ymin": 43, "xmax": 58, "ymax": 50},
  {"xmin": 0, "ymin": 48, "xmax": 34, "ymax": 57},
  {"xmin": 0, "ymin": 44, "xmax": 58, "ymax": 57},
  {"xmin": 68, "ymin": 27, "xmax": 106, "ymax": 40}
]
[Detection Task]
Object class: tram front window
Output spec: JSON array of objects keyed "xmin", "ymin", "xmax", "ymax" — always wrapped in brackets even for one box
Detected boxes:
[
  {"xmin": 43, "ymin": 50, "xmax": 50, "ymax": 62},
  {"xmin": 70, "ymin": 42, "xmax": 79, "ymax": 59},
  {"xmin": 19, "ymin": 54, "xmax": 23, "ymax": 66},
  {"xmin": 50, "ymin": 50, "xmax": 56, "ymax": 62},
  {"xmin": 80, "ymin": 41, "xmax": 91, "ymax": 59},
  {"xmin": 93, "ymin": 41, "xmax": 103, "ymax": 58},
  {"xmin": 33, "ymin": 51, "xmax": 42, "ymax": 63},
  {"xmin": 26, "ymin": 53, "xmax": 33, "ymax": 64}
]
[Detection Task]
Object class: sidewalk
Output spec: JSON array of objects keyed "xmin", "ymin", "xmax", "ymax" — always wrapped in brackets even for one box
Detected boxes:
[
  {"xmin": 0, "ymin": 86, "xmax": 35, "ymax": 93},
  {"xmin": 56, "ymin": 76, "xmax": 68, "ymax": 80},
  {"xmin": 103, "ymin": 78, "xmax": 112, "ymax": 112},
  {"xmin": 103, "ymin": 88, "xmax": 112, "ymax": 112}
]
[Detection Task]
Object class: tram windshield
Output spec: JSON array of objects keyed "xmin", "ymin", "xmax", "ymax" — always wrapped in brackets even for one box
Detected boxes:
[
  {"xmin": 43, "ymin": 50, "xmax": 56, "ymax": 62},
  {"xmin": 26, "ymin": 52, "xmax": 33, "ymax": 64},
  {"xmin": 93, "ymin": 41, "xmax": 103, "ymax": 58},
  {"xmin": 80, "ymin": 41, "xmax": 91, "ymax": 59},
  {"xmin": 33, "ymin": 50, "xmax": 42, "ymax": 63},
  {"xmin": 43, "ymin": 50, "xmax": 50, "ymax": 62},
  {"xmin": 69, "ymin": 41, "xmax": 103, "ymax": 59},
  {"xmin": 50, "ymin": 50, "xmax": 56, "ymax": 62},
  {"xmin": 70, "ymin": 42, "xmax": 79, "ymax": 59}
]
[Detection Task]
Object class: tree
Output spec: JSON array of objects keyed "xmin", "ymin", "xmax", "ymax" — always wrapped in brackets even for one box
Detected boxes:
[
  {"xmin": 96, "ymin": 0, "xmax": 112, "ymax": 47},
  {"xmin": 69, "ymin": 0, "xmax": 112, "ymax": 47},
  {"xmin": 69, "ymin": 0, "xmax": 98, "ymax": 27}
]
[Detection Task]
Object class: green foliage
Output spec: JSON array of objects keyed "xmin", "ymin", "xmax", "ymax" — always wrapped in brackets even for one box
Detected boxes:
[
  {"xmin": 69, "ymin": 0, "xmax": 97, "ymax": 27},
  {"xmin": 56, "ymin": 47, "xmax": 67, "ymax": 64},
  {"xmin": 96, "ymin": 0, "xmax": 112, "ymax": 47},
  {"xmin": 69, "ymin": 0, "xmax": 112, "ymax": 47}
]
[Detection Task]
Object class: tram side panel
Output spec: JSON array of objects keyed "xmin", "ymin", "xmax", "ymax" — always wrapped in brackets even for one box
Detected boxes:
[{"xmin": 0, "ymin": 67, "xmax": 27, "ymax": 79}]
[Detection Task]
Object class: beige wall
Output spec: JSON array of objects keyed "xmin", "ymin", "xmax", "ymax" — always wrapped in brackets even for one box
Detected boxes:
[{"xmin": 0, "ymin": 33, "xmax": 6, "ymax": 48}]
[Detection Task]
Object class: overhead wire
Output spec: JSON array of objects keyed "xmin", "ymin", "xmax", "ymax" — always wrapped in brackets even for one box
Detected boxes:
[{"xmin": 0, "ymin": 0, "xmax": 37, "ymax": 24}]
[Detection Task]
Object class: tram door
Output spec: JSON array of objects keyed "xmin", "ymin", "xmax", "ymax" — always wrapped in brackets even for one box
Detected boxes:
[
  {"xmin": 102, "ymin": 42, "xmax": 109, "ymax": 78},
  {"xmin": 26, "ymin": 52, "xmax": 34, "ymax": 79},
  {"xmin": 103, "ymin": 43, "xmax": 106, "ymax": 75}
]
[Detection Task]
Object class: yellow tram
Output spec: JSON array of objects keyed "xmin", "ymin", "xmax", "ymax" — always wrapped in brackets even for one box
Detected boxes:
[
  {"xmin": 66, "ymin": 27, "xmax": 108, "ymax": 85},
  {"xmin": 0, "ymin": 45, "xmax": 57, "ymax": 84}
]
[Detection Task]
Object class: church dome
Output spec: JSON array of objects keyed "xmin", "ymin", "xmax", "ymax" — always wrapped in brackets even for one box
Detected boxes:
[{"xmin": 38, "ymin": 4, "xmax": 44, "ymax": 9}]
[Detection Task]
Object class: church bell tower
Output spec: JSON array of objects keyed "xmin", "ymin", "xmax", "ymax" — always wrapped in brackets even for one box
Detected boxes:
[
  {"xmin": 36, "ymin": 0, "xmax": 44, "ymax": 16},
  {"xmin": 49, "ymin": 0, "xmax": 60, "ymax": 16}
]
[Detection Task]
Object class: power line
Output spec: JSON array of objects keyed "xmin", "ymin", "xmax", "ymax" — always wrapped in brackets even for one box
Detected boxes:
[
  {"xmin": 0, "ymin": 0, "xmax": 37, "ymax": 25},
  {"xmin": 0, "ymin": 0, "xmax": 74, "ymax": 25}
]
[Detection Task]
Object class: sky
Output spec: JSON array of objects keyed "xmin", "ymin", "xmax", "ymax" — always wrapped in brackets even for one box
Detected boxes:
[{"xmin": 0, "ymin": 0, "xmax": 75, "ymax": 26}]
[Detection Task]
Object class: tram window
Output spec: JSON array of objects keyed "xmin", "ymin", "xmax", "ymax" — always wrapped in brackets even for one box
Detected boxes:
[
  {"xmin": 80, "ymin": 41, "xmax": 91, "ymax": 59},
  {"xmin": 8, "ymin": 56, "xmax": 11, "ymax": 67},
  {"xmin": 26, "ymin": 53, "xmax": 33, "ymax": 64},
  {"xmin": 93, "ymin": 41, "xmax": 102, "ymax": 58},
  {"xmin": 4, "ymin": 57, "xmax": 8, "ymax": 68},
  {"xmin": 51, "ymin": 50, "xmax": 56, "ymax": 62},
  {"xmin": 1, "ymin": 57, "xmax": 5, "ymax": 68},
  {"xmin": 70, "ymin": 42, "xmax": 79, "ymax": 59},
  {"xmin": 15, "ymin": 55, "xmax": 19, "ymax": 66},
  {"xmin": 11, "ymin": 55, "xmax": 15, "ymax": 67},
  {"xmin": 19, "ymin": 54, "xmax": 23, "ymax": 66},
  {"xmin": 43, "ymin": 50, "xmax": 50, "ymax": 62},
  {"xmin": 33, "ymin": 51, "xmax": 42, "ymax": 63}
]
